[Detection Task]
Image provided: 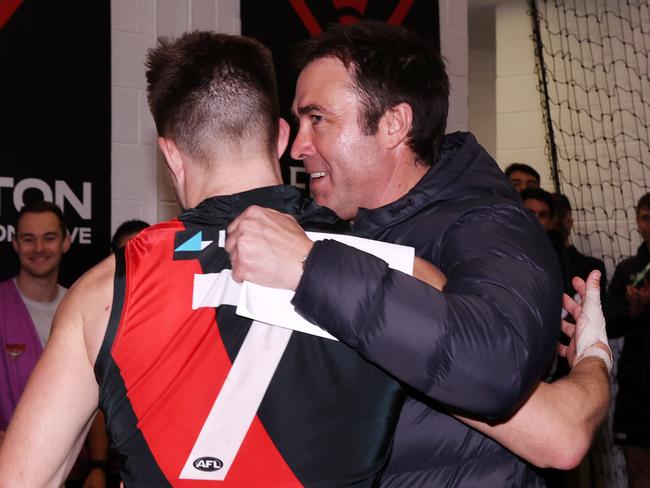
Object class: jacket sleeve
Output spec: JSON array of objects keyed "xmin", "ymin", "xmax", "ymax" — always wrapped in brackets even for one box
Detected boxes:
[{"xmin": 292, "ymin": 206, "xmax": 562, "ymax": 420}]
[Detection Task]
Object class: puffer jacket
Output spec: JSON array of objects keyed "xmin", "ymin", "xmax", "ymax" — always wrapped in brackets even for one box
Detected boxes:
[{"xmin": 293, "ymin": 132, "xmax": 563, "ymax": 487}]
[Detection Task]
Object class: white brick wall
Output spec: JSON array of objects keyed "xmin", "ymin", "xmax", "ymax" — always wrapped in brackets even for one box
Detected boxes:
[
  {"xmin": 110, "ymin": 1, "xmax": 468, "ymax": 232},
  {"xmin": 494, "ymin": 1, "xmax": 650, "ymax": 275},
  {"xmin": 110, "ymin": 0, "xmax": 235, "ymax": 233},
  {"xmin": 495, "ymin": 1, "xmax": 549, "ymax": 186},
  {"xmin": 440, "ymin": 0, "xmax": 469, "ymax": 133},
  {"xmin": 469, "ymin": 6, "xmax": 495, "ymax": 159}
]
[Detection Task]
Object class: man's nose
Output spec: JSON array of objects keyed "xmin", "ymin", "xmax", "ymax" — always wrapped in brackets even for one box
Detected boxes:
[{"xmin": 290, "ymin": 126, "xmax": 314, "ymax": 161}]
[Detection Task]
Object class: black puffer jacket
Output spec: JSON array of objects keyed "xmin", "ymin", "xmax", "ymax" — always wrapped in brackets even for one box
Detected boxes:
[{"xmin": 293, "ymin": 132, "xmax": 563, "ymax": 487}]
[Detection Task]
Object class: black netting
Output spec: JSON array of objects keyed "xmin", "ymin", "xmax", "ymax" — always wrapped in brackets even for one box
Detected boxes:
[
  {"xmin": 528, "ymin": 2, "xmax": 647, "ymax": 485},
  {"xmin": 530, "ymin": 0, "xmax": 650, "ymax": 277}
]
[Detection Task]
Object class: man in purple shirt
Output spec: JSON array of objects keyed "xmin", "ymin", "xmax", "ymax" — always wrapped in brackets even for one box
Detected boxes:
[{"xmin": 0, "ymin": 200, "xmax": 69, "ymax": 441}]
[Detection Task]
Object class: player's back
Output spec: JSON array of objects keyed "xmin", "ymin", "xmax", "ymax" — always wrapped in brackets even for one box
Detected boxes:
[{"xmin": 95, "ymin": 188, "xmax": 404, "ymax": 487}]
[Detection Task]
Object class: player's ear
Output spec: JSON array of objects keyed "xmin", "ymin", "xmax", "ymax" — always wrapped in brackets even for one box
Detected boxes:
[
  {"xmin": 158, "ymin": 137, "xmax": 184, "ymax": 183},
  {"xmin": 277, "ymin": 118, "xmax": 290, "ymax": 158}
]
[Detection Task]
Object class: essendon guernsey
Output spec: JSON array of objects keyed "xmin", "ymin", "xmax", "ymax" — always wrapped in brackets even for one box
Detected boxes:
[{"xmin": 94, "ymin": 186, "xmax": 404, "ymax": 487}]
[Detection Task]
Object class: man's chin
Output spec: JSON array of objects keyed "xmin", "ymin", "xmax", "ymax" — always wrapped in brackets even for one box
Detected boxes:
[{"xmin": 22, "ymin": 264, "xmax": 59, "ymax": 280}]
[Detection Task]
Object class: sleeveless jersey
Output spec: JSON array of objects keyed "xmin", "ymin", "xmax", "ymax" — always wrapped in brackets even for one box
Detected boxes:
[{"xmin": 95, "ymin": 186, "xmax": 403, "ymax": 487}]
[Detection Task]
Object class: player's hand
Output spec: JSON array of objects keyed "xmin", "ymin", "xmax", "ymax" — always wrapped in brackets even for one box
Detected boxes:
[
  {"xmin": 558, "ymin": 270, "xmax": 612, "ymax": 371},
  {"xmin": 226, "ymin": 206, "xmax": 313, "ymax": 290}
]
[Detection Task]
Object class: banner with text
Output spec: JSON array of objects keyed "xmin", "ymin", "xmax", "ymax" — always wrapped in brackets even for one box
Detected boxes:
[{"xmin": 0, "ymin": 0, "xmax": 111, "ymax": 287}]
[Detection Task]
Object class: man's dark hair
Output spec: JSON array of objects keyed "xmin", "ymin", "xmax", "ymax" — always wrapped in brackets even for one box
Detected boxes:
[
  {"xmin": 146, "ymin": 31, "xmax": 280, "ymax": 164},
  {"xmin": 16, "ymin": 200, "xmax": 67, "ymax": 236},
  {"xmin": 292, "ymin": 21, "xmax": 449, "ymax": 166},
  {"xmin": 111, "ymin": 219, "xmax": 150, "ymax": 253},
  {"xmin": 637, "ymin": 192, "xmax": 650, "ymax": 216},
  {"xmin": 521, "ymin": 187, "xmax": 554, "ymax": 217},
  {"xmin": 504, "ymin": 163, "xmax": 541, "ymax": 184}
]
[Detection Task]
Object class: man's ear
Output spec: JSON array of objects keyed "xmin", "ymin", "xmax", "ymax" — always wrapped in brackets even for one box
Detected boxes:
[
  {"xmin": 158, "ymin": 137, "xmax": 184, "ymax": 182},
  {"xmin": 61, "ymin": 232, "xmax": 71, "ymax": 254},
  {"xmin": 277, "ymin": 118, "xmax": 291, "ymax": 158},
  {"xmin": 380, "ymin": 103, "xmax": 413, "ymax": 149}
]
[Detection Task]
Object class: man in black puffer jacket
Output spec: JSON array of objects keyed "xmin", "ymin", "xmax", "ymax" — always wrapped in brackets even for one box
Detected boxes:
[{"xmin": 226, "ymin": 22, "xmax": 609, "ymax": 487}]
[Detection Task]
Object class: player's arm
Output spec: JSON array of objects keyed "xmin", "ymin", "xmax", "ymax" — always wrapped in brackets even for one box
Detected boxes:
[
  {"xmin": 457, "ymin": 278, "xmax": 611, "ymax": 470},
  {"xmin": 459, "ymin": 357, "xmax": 608, "ymax": 469},
  {"xmin": 0, "ymin": 257, "xmax": 114, "ymax": 487},
  {"xmin": 414, "ymin": 261, "xmax": 611, "ymax": 469}
]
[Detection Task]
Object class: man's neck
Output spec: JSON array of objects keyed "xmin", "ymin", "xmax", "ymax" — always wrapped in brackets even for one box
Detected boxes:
[
  {"xmin": 376, "ymin": 157, "xmax": 429, "ymax": 209},
  {"xmin": 15, "ymin": 271, "xmax": 60, "ymax": 303},
  {"xmin": 189, "ymin": 157, "xmax": 283, "ymax": 208}
]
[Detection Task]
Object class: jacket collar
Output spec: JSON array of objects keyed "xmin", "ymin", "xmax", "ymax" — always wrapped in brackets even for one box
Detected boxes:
[
  {"xmin": 353, "ymin": 132, "xmax": 519, "ymax": 236},
  {"xmin": 179, "ymin": 185, "xmax": 342, "ymax": 230}
]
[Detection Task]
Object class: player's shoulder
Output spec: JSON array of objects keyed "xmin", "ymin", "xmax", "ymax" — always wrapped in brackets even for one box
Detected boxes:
[
  {"xmin": 66, "ymin": 255, "xmax": 115, "ymax": 305},
  {"xmin": 56, "ymin": 256, "xmax": 115, "ymax": 361}
]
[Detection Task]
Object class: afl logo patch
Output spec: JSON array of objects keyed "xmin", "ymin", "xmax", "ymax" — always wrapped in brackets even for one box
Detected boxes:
[{"xmin": 193, "ymin": 457, "xmax": 223, "ymax": 472}]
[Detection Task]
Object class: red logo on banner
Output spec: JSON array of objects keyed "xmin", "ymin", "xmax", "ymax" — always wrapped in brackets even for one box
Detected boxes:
[
  {"xmin": 289, "ymin": 0, "xmax": 414, "ymax": 36},
  {"xmin": 0, "ymin": 0, "xmax": 23, "ymax": 30}
]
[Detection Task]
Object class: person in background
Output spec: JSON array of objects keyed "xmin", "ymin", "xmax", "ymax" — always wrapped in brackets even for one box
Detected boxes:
[
  {"xmin": 0, "ymin": 201, "xmax": 111, "ymax": 488},
  {"xmin": 110, "ymin": 220, "xmax": 150, "ymax": 253},
  {"xmin": 0, "ymin": 201, "xmax": 69, "ymax": 439},
  {"xmin": 553, "ymin": 193, "xmax": 607, "ymax": 303},
  {"xmin": 505, "ymin": 162, "xmax": 541, "ymax": 192},
  {"xmin": 521, "ymin": 186, "xmax": 555, "ymax": 231},
  {"xmin": 521, "ymin": 187, "xmax": 571, "ymax": 296},
  {"xmin": 607, "ymin": 192, "xmax": 650, "ymax": 487}
]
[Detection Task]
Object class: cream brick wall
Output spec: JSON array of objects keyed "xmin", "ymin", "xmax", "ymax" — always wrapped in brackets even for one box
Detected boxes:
[
  {"xmin": 110, "ymin": 0, "xmax": 239, "ymax": 233},
  {"xmin": 440, "ymin": 0, "xmax": 469, "ymax": 133},
  {"xmin": 494, "ymin": 1, "xmax": 650, "ymax": 274},
  {"xmin": 469, "ymin": 6, "xmax": 495, "ymax": 159},
  {"xmin": 495, "ymin": 1, "xmax": 549, "ymax": 186},
  {"xmin": 110, "ymin": 1, "xmax": 467, "ymax": 232}
]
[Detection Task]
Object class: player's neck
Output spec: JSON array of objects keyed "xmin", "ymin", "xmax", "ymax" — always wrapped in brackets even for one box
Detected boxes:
[
  {"xmin": 15, "ymin": 271, "xmax": 60, "ymax": 303},
  {"xmin": 196, "ymin": 157, "xmax": 283, "ymax": 203}
]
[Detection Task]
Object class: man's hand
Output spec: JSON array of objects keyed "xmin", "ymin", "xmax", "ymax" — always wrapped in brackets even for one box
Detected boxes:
[
  {"xmin": 0, "ymin": 430, "xmax": 5, "ymax": 449},
  {"xmin": 558, "ymin": 270, "xmax": 612, "ymax": 371},
  {"xmin": 225, "ymin": 206, "xmax": 314, "ymax": 290},
  {"xmin": 625, "ymin": 281, "xmax": 650, "ymax": 317}
]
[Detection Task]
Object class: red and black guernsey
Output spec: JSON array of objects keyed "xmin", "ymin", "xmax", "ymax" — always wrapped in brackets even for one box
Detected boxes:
[{"xmin": 94, "ymin": 185, "xmax": 404, "ymax": 487}]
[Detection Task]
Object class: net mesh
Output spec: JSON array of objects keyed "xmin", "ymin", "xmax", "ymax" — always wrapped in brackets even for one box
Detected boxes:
[
  {"xmin": 528, "ymin": 1, "xmax": 650, "ymax": 485},
  {"xmin": 531, "ymin": 0, "xmax": 650, "ymax": 275}
]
